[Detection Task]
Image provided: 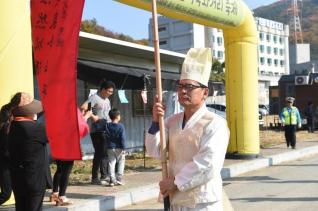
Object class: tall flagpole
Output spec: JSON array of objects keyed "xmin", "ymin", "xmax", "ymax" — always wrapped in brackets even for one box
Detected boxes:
[{"xmin": 151, "ymin": 0, "xmax": 170, "ymax": 210}]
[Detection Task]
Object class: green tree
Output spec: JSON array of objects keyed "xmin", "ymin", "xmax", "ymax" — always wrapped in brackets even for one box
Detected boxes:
[
  {"xmin": 136, "ymin": 39, "xmax": 149, "ymax": 46},
  {"xmin": 80, "ymin": 18, "xmax": 148, "ymax": 46},
  {"xmin": 210, "ymin": 59, "xmax": 225, "ymax": 82},
  {"xmin": 80, "ymin": 18, "xmax": 98, "ymax": 34}
]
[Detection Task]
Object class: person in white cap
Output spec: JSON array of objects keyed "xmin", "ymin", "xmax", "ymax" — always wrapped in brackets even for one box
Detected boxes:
[
  {"xmin": 280, "ymin": 97, "xmax": 302, "ymax": 149},
  {"xmin": 146, "ymin": 48, "xmax": 230, "ymax": 210}
]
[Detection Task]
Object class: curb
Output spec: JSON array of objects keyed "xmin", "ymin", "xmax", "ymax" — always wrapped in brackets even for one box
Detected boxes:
[
  {"xmin": 221, "ymin": 145, "xmax": 318, "ymax": 178},
  {"xmin": 45, "ymin": 145, "xmax": 318, "ymax": 211},
  {"xmin": 45, "ymin": 184, "xmax": 159, "ymax": 211}
]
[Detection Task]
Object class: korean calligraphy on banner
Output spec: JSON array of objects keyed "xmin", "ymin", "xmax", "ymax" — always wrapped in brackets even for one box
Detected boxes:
[
  {"xmin": 159, "ymin": 0, "xmax": 243, "ymax": 27},
  {"xmin": 190, "ymin": 0, "xmax": 238, "ymax": 16},
  {"xmin": 31, "ymin": 0, "xmax": 85, "ymax": 160},
  {"xmin": 116, "ymin": 0, "xmax": 244, "ymax": 27}
]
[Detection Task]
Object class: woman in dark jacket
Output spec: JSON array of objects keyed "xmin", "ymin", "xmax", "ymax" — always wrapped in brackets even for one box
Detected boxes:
[
  {"xmin": 0, "ymin": 103, "xmax": 14, "ymax": 205},
  {"xmin": 8, "ymin": 92, "xmax": 48, "ymax": 211}
]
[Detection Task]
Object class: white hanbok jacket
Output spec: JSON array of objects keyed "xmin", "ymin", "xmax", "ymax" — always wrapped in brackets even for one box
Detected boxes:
[{"xmin": 146, "ymin": 105, "xmax": 229, "ymax": 208}]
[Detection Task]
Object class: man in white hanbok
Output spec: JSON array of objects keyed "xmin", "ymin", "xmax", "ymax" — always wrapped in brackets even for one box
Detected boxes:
[{"xmin": 146, "ymin": 48, "xmax": 230, "ymax": 211}]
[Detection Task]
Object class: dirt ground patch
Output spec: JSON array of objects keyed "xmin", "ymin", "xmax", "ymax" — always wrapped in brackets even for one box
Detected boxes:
[
  {"xmin": 59, "ymin": 129, "xmax": 317, "ymax": 185},
  {"xmin": 54, "ymin": 153, "xmax": 161, "ymax": 185},
  {"xmin": 260, "ymin": 129, "xmax": 318, "ymax": 147}
]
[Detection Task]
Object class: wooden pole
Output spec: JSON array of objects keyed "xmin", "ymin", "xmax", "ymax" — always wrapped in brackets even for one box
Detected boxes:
[
  {"xmin": 143, "ymin": 74, "xmax": 147, "ymax": 168},
  {"xmin": 151, "ymin": 0, "xmax": 169, "ymax": 210}
]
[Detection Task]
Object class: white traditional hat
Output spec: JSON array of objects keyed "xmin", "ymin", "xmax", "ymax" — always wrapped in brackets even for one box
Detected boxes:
[
  {"xmin": 285, "ymin": 96, "xmax": 295, "ymax": 103},
  {"xmin": 180, "ymin": 48, "xmax": 212, "ymax": 87}
]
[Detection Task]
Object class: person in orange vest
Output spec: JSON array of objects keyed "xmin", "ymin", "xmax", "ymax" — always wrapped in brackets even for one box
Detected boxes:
[{"xmin": 280, "ymin": 97, "xmax": 302, "ymax": 149}]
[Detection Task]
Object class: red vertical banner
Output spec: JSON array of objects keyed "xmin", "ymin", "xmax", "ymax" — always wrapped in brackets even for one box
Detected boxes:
[{"xmin": 31, "ymin": 0, "xmax": 85, "ymax": 160}]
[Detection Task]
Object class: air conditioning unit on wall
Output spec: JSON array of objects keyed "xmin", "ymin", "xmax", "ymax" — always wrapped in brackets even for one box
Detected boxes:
[{"xmin": 295, "ymin": 76, "xmax": 309, "ymax": 85}]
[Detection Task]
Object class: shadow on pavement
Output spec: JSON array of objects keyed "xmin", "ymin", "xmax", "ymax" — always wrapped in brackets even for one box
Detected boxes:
[
  {"xmin": 224, "ymin": 176, "xmax": 279, "ymax": 182},
  {"xmin": 231, "ymin": 197, "xmax": 318, "ymax": 202},
  {"xmin": 275, "ymin": 164, "xmax": 318, "ymax": 167},
  {"xmin": 114, "ymin": 209, "xmax": 162, "ymax": 211},
  {"xmin": 263, "ymin": 179, "xmax": 318, "ymax": 184}
]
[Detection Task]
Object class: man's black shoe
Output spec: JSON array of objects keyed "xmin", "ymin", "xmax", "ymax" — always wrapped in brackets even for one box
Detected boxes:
[
  {"xmin": 109, "ymin": 180, "xmax": 115, "ymax": 187},
  {"xmin": 100, "ymin": 176, "xmax": 110, "ymax": 183},
  {"xmin": 91, "ymin": 179, "xmax": 102, "ymax": 185}
]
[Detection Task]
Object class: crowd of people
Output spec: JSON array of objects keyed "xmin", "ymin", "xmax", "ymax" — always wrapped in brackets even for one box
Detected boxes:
[
  {"xmin": 0, "ymin": 47, "xmax": 232, "ymax": 211},
  {"xmin": 0, "ymin": 80, "xmax": 127, "ymax": 210},
  {"xmin": 3, "ymin": 47, "xmax": 318, "ymax": 210},
  {"xmin": 80, "ymin": 80, "xmax": 127, "ymax": 187}
]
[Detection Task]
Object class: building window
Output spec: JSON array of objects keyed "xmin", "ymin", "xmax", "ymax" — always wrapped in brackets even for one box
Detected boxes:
[
  {"xmin": 212, "ymin": 36, "xmax": 215, "ymax": 43},
  {"xmin": 274, "ymin": 59, "xmax": 278, "ymax": 66},
  {"xmin": 274, "ymin": 47, "xmax": 278, "ymax": 55},
  {"xmin": 259, "ymin": 33, "xmax": 264, "ymax": 41},
  {"xmin": 273, "ymin": 35, "xmax": 277, "ymax": 43},
  {"xmin": 280, "ymin": 60, "xmax": 284, "ymax": 66},
  {"xmin": 266, "ymin": 34, "xmax": 271, "ymax": 42},
  {"xmin": 132, "ymin": 90, "xmax": 154, "ymax": 116},
  {"xmin": 159, "ymin": 40, "xmax": 167, "ymax": 45},
  {"xmin": 213, "ymin": 50, "xmax": 216, "ymax": 57},
  {"xmin": 267, "ymin": 58, "xmax": 272, "ymax": 66},
  {"xmin": 280, "ymin": 49, "xmax": 284, "ymax": 56},
  {"xmin": 267, "ymin": 46, "xmax": 271, "ymax": 54},
  {"xmin": 279, "ymin": 37, "xmax": 283, "ymax": 44},
  {"xmin": 259, "ymin": 45, "xmax": 264, "ymax": 53},
  {"xmin": 158, "ymin": 26, "xmax": 166, "ymax": 32},
  {"xmin": 260, "ymin": 57, "xmax": 265, "ymax": 65},
  {"xmin": 217, "ymin": 37, "xmax": 223, "ymax": 45},
  {"xmin": 217, "ymin": 51, "xmax": 223, "ymax": 59}
]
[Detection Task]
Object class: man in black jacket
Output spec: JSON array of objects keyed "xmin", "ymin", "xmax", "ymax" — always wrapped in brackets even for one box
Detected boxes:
[{"xmin": 304, "ymin": 101, "xmax": 316, "ymax": 133}]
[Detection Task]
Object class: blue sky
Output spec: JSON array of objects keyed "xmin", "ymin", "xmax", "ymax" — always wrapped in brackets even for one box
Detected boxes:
[{"xmin": 82, "ymin": 0, "xmax": 277, "ymax": 40}]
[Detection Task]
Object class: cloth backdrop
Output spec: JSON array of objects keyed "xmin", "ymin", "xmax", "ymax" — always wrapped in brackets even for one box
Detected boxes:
[{"xmin": 31, "ymin": 0, "xmax": 86, "ymax": 160}]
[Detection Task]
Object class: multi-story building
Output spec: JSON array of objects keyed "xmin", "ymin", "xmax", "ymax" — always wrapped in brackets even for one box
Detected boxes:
[
  {"xmin": 256, "ymin": 17, "xmax": 290, "ymax": 104},
  {"xmin": 149, "ymin": 16, "xmax": 225, "ymax": 63},
  {"xmin": 149, "ymin": 16, "xmax": 290, "ymax": 105}
]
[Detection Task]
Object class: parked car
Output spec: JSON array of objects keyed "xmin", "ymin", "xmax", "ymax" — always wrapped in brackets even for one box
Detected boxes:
[
  {"xmin": 259, "ymin": 104, "xmax": 269, "ymax": 116},
  {"xmin": 207, "ymin": 103, "xmax": 263, "ymax": 124},
  {"xmin": 206, "ymin": 103, "xmax": 226, "ymax": 112},
  {"xmin": 206, "ymin": 103, "xmax": 226, "ymax": 119},
  {"xmin": 206, "ymin": 106, "xmax": 226, "ymax": 119}
]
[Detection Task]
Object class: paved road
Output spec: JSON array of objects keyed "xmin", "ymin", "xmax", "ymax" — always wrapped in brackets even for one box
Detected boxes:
[
  {"xmin": 224, "ymin": 154, "xmax": 318, "ymax": 211},
  {"xmin": 117, "ymin": 154, "xmax": 318, "ymax": 211},
  {"xmin": 115, "ymin": 198, "xmax": 163, "ymax": 211}
]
